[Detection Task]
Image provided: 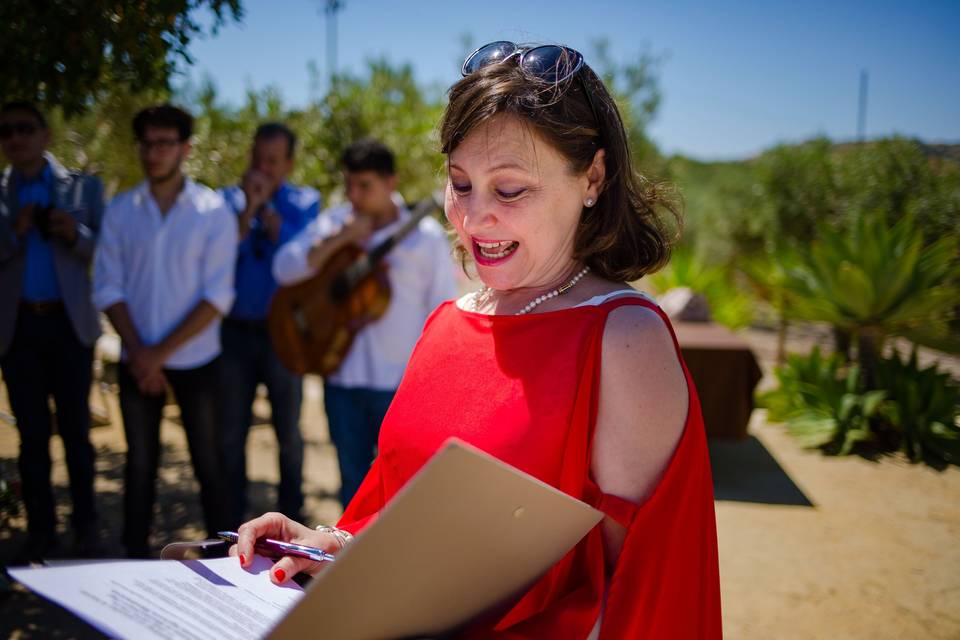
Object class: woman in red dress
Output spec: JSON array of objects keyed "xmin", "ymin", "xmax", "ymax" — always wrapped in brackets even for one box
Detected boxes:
[{"xmin": 236, "ymin": 41, "xmax": 722, "ymax": 638}]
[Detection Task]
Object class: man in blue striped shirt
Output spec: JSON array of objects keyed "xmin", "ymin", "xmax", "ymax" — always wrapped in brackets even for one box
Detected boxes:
[{"xmin": 218, "ymin": 123, "xmax": 319, "ymax": 528}]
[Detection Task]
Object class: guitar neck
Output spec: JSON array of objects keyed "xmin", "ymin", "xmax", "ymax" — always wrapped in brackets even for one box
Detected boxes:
[
  {"xmin": 333, "ymin": 194, "xmax": 441, "ymax": 298},
  {"xmin": 367, "ymin": 196, "xmax": 438, "ymax": 263}
]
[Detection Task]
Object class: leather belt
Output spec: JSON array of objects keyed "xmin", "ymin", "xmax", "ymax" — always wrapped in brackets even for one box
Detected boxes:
[
  {"xmin": 19, "ymin": 300, "xmax": 65, "ymax": 315},
  {"xmin": 225, "ymin": 316, "xmax": 268, "ymax": 331}
]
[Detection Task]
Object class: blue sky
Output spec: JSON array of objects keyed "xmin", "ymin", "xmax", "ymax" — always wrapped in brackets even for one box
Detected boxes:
[{"xmin": 184, "ymin": 0, "xmax": 960, "ymax": 161}]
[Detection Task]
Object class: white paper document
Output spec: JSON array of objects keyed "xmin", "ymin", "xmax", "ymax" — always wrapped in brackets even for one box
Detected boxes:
[
  {"xmin": 8, "ymin": 556, "xmax": 303, "ymax": 640},
  {"xmin": 10, "ymin": 441, "xmax": 603, "ymax": 640}
]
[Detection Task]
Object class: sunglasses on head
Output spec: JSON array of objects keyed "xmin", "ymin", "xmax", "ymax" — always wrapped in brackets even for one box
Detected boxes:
[
  {"xmin": 461, "ymin": 41, "xmax": 603, "ymax": 144},
  {"xmin": 0, "ymin": 121, "xmax": 40, "ymax": 139},
  {"xmin": 462, "ymin": 41, "xmax": 586, "ymax": 83}
]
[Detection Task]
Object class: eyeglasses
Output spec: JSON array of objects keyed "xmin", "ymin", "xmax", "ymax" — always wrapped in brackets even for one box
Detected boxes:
[
  {"xmin": 461, "ymin": 41, "xmax": 603, "ymax": 143},
  {"xmin": 0, "ymin": 121, "xmax": 40, "ymax": 139},
  {"xmin": 137, "ymin": 138, "xmax": 182, "ymax": 152}
]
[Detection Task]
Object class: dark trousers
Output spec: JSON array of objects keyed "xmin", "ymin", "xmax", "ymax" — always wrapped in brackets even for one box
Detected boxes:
[
  {"xmin": 217, "ymin": 319, "xmax": 304, "ymax": 528},
  {"xmin": 0, "ymin": 307, "xmax": 96, "ymax": 539},
  {"xmin": 323, "ymin": 384, "xmax": 394, "ymax": 507},
  {"xmin": 119, "ymin": 358, "xmax": 228, "ymax": 556}
]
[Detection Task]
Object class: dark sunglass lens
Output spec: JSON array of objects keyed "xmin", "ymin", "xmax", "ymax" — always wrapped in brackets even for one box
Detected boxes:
[
  {"xmin": 463, "ymin": 41, "xmax": 517, "ymax": 75},
  {"xmin": 0, "ymin": 122, "xmax": 38, "ymax": 138},
  {"xmin": 522, "ymin": 46, "xmax": 582, "ymax": 83}
]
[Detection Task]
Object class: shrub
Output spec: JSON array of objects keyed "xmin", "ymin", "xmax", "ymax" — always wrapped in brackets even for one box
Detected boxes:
[
  {"xmin": 648, "ymin": 245, "xmax": 756, "ymax": 329},
  {"xmin": 758, "ymin": 346, "xmax": 960, "ymax": 464},
  {"xmin": 875, "ymin": 349, "xmax": 960, "ymax": 463},
  {"xmin": 758, "ymin": 347, "xmax": 883, "ymax": 454}
]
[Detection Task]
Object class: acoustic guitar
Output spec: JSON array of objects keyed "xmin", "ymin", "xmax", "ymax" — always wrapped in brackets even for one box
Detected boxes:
[{"xmin": 268, "ymin": 194, "xmax": 442, "ymax": 376}]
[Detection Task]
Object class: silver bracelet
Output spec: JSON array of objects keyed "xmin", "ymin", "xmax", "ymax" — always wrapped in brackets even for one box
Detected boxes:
[{"xmin": 315, "ymin": 525, "xmax": 354, "ymax": 549}]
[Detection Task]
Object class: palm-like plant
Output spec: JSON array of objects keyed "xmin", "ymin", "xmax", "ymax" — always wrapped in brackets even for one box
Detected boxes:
[
  {"xmin": 739, "ymin": 243, "xmax": 803, "ymax": 364},
  {"xmin": 758, "ymin": 347, "xmax": 885, "ymax": 454},
  {"xmin": 780, "ymin": 212, "xmax": 960, "ymax": 388}
]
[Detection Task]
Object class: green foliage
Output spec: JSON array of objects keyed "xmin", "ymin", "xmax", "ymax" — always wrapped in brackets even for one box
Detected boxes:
[
  {"xmin": 739, "ymin": 244, "xmax": 801, "ymax": 314},
  {"xmin": 780, "ymin": 211, "xmax": 960, "ymax": 356},
  {"xmin": 835, "ymin": 138, "xmax": 960, "ymax": 242},
  {"xmin": 0, "ymin": 0, "xmax": 242, "ymax": 116},
  {"xmin": 184, "ymin": 81, "xmax": 284, "ymax": 192},
  {"xmin": 758, "ymin": 347, "xmax": 883, "ymax": 454},
  {"xmin": 47, "ymin": 81, "xmax": 169, "ymax": 195},
  {"xmin": 648, "ymin": 244, "xmax": 755, "ymax": 329},
  {"xmin": 760, "ymin": 346, "xmax": 960, "ymax": 465},
  {"xmin": 589, "ymin": 39, "xmax": 665, "ymax": 177},
  {"xmin": 753, "ymin": 137, "xmax": 840, "ymax": 247},
  {"xmin": 875, "ymin": 349, "xmax": 960, "ymax": 463},
  {"xmin": 702, "ymin": 137, "xmax": 960, "ymax": 258},
  {"xmin": 45, "ymin": 57, "xmax": 447, "ymax": 201},
  {"xmin": 42, "ymin": 44, "xmax": 665, "ymax": 210},
  {"xmin": 665, "ymin": 155, "xmax": 760, "ymax": 264},
  {"xmin": 291, "ymin": 59, "xmax": 446, "ymax": 203},
  {"xmin": 670, "ymin": 139, "xmax": 960, "ymax": 305}
]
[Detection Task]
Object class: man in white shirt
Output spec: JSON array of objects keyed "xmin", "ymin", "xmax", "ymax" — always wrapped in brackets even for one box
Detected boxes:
[
  {"xmin": 273, "ymin": 139, "xmax": 457, "ymax": 507},
  {"xmin": 93, "ymin": 105, "xmax": 237, "ymax": 557}
]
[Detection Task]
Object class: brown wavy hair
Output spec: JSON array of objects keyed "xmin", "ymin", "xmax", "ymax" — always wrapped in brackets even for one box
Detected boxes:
[{"xmin": 440, "ymin": 54, "xmax": 680, "ymax": 282}]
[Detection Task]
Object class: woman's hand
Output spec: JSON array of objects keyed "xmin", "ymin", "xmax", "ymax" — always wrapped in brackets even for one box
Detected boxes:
[{"xmin": 229, "ymin": 512, "xmax": 343, "ymax": 584}]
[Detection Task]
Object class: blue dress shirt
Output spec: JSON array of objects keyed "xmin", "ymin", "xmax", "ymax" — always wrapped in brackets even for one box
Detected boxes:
[
  {"xmin": 19, "ymin": 163, "xmax": 62, "ymax": 301},
  {"xmin": 221, "ymin": 182, "xmax": 320, "ymax": 321}
]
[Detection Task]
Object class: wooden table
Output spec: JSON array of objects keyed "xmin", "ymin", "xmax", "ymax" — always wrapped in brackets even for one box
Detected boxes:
[{"xmin": 673, "ymin": 322, "xmax": 763, "ymax": 439}]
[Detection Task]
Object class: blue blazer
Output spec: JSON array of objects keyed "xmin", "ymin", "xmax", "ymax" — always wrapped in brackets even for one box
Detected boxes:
[{"xmin": 0, "ymin": 153, "xmax": 104, "ymax": 355}]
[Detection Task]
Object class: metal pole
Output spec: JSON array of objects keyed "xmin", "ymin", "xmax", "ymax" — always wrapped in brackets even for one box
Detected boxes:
[
  {"xmin": 326, "ymin": 1, "xmax": 344, "ymax": 87},
  {"xmin": 857, "ymin": 69, "xmax": 868, "ymax": 142}
]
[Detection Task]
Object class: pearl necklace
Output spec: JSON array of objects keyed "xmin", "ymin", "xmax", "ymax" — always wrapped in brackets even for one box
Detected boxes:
[{"xmin": 471, "ymin": 267, "xmax": 591, "ymax": 315}]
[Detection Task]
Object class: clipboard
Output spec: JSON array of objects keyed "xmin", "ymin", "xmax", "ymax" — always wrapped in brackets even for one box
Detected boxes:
[{"xmin": 268, "ymin": 438, "xmax": 604, "ymax": 639}]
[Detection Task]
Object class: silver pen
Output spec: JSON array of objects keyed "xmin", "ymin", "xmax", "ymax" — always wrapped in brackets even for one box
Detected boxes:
[{"xmin": 218, "ymin": 531, "xmax": 337, "ymax": 563}]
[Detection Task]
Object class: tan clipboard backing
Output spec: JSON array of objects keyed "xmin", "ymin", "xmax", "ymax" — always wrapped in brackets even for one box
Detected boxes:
[{"xmin": 268, "ymin": 438, "xmax": 603, "ymax": 639}]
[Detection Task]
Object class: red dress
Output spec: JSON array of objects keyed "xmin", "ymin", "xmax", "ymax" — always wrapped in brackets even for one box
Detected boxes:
[{"xmin": 338, "ymin": 296, "xmax": 723, "ymax": 638}]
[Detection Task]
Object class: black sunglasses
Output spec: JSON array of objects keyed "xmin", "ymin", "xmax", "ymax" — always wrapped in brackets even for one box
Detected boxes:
[
  {"xmin": 137, "ymin": 138, "xmax": 183, "ymax": 152},
  {"xmin": 0, "ymin": 121, "xmax": 40, "ymax": 139},
  {"xmin": 462, "ymin": 41, "xmax": 586, "ymax": 83},
  {"xmin": 461, "ymin": 41, "xmax": 603, "ymax": 143}
]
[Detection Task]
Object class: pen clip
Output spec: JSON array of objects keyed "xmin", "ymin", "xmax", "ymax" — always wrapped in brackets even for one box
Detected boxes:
[{"xmin": 160, "ymin": 539, "xmax": 228, "ymax": 561}]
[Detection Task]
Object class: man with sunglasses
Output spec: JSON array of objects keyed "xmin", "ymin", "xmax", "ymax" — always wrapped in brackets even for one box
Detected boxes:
[
  {"xmin": 0, "ymin": 101, "xmax": 104, "ymax": 562},
  {"xmin": 93, "ymin": 104, "xmax": 236, "ymax": 557}
]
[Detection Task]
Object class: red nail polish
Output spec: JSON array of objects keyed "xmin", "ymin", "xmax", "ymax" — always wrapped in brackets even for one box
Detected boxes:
[
  {"xmin": 274, "ymin": 568, "xmax": 286, "ymax": 582},
  {"xmin": 239, "ymin": 554, "xmax": 246, "ymax": 565}
]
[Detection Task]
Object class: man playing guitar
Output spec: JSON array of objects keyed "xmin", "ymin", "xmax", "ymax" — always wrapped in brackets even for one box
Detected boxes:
[{"xmin": 272, "ymin": 139, "xmax": 457, "ymax": 507}]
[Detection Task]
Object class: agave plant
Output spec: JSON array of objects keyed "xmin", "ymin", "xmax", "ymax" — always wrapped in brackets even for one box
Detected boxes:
[
  {"xmin": 760, "ymin": 345, "xmax": 960, "ymax": 464},
  {"xmin": 876, "ymin": 349, "xmax": 960, "ymax": 464},
  {"xmin": 779, "ymin": 211, "xmax": 960, "ymax": 389},
  {"xmin": 758, "ymin": 347, "xmax": 885, "ymax": 454}
]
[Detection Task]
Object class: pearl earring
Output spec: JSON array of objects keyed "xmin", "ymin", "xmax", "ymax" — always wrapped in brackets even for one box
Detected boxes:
[{"xmin": 584, "ymin": 197, "xmax": 595, "ymax": 207}]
